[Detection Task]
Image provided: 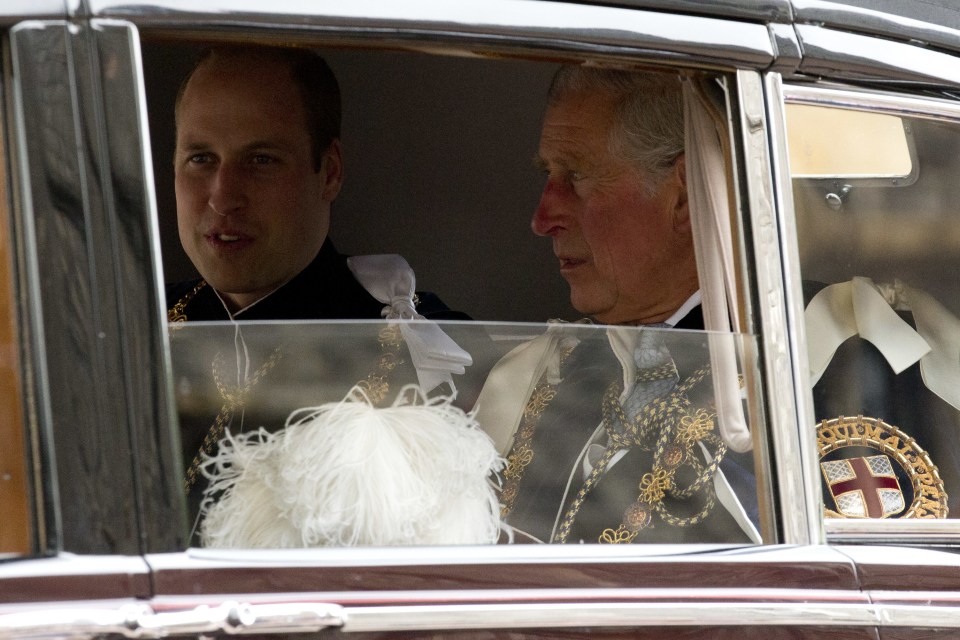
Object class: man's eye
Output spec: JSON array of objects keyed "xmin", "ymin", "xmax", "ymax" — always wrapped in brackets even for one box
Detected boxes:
[
  {"xmin": 187, "ymin": 153, "xmax": 212, "ymax": 165},
  {"xmin": 252, "ymin": 154, "xmax": 276, "ymax": 165}
]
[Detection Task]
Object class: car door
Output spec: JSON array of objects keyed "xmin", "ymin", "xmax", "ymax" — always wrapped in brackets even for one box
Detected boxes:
[
  {"xmin": 125, "ymin": 2, "xmax": 868, "ymax": 637},
  {"xmin": 0, "ymin": 0, "xmax": 173, "ymax": 618},
  {"xmin": 2, "ymin": 0, "xmax": 959, "ymax": 638},
  {"xmin": 767, "ymin": 3, "xmax": 960, "ymax": 638}
]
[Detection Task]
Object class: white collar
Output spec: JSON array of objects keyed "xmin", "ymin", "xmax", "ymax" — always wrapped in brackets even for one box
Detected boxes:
[{"xmin": 664, "ymin": 290, "xmax": 702, "ymax": 327}]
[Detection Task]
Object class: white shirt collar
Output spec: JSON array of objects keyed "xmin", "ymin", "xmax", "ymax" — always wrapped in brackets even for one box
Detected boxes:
[{"xmin": 664, "ymin": 290, "xmax": 702, "ymax": 327}]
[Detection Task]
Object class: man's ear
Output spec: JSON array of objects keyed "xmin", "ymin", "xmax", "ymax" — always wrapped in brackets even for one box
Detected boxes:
[
  {"xmin": 319, "ymin": 139, "xmax": 344, "ymax": 202},
  {"xmin": 671, "ymin": 153, "xmax": 690, "ymax": 233}
]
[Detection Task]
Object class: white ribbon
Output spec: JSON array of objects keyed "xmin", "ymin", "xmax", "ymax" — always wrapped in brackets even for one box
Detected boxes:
[
  {"xmin": 805, "ymin": 276, "xmax": 960, "ymax": 412},
  {"xmin": 347, "ymin": 254, "xmax": 472, "ymax": 393},
  {"xmin": 472, "ymin": 322, "xmax": 578, "ymax": 456}
]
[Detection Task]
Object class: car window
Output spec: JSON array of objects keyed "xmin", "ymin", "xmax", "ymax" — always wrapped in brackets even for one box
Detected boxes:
[
  {"xmin": 169, "ymin": 320, "xmax": 763, "ymax": 547},
  {"xmin": 0, "ymin": 73, "xmax": 31, "ymax": 557},
  {"xmin": 147, "ymin": 40, "xmax": 772, "ymax": 549},
  {"xmin": 145, "ymin": 43, "xmax": 573, "ymax": 324},
  {"xmin": 786, "ymin": 87, "xmax": 960, "ymax": 525}
]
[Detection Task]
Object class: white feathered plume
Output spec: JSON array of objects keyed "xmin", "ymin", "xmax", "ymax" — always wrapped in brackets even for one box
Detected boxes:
[{"xmin": 199, "ymin": 385, "xmax": 505, "ymax": 547}]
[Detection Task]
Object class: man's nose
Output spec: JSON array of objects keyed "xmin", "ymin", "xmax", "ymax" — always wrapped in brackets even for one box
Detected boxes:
[
  {"xmin": 531, "ymin": 178, "xmax": 570, "ymax": 237},
  {"xmin": 208, "ymin": 163, "xmax": 246, "ymax": 216}
]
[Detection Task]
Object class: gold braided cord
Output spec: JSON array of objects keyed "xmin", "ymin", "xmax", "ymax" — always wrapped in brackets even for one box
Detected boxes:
[
  {"xmin": 167, "ymin": 280, "xmax": 207, "ymax": 323},
  {"xmin": 551, "ymin": 364, "xmax": 729, "ymax": 544},
  {"xmin": 184, "ymin": 323, "xmax": 407, "ymax": 493},
  {"xmin": 184, "ymin": 347, "xmax": 283, "ymax": 491}
]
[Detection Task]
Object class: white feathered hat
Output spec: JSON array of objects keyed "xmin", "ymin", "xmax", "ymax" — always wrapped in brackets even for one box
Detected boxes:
[{"xmin": 199, "ymin": 385, "xmax": 505, "ymax": 547}]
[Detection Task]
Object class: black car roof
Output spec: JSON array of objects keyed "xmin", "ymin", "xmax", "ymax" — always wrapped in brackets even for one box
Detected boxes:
[{"xmin": 559, "ymin": 0, "xmax": 960, "ymax": 60}]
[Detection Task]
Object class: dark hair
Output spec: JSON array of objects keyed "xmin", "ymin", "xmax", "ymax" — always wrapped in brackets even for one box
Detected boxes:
[{"xmin": 175, "ymin": 46, "xmax": 341, "ymax": 170}]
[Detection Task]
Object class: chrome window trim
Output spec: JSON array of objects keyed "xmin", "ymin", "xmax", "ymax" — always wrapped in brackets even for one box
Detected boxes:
[
  {"xmin": 779, "ymin": 83, "xmax": 960, "ymax": 542},
  {"xmin": 827, "ymin": 519, "xmax": 960, "ymax": 544},
  {"xmin": 761, "ymin": 71, "xmax": 824, "ymax": 547},
  {"xmin": 0, "ymin": 1, "xmax": 67, "ymax": 25},
  {"xmin": 785, "ymin": 84, "xmax": 960, "ymax": 123},
  {"xmin": 737, "ymin": 69, "xmax": 818, "ymax": 546},
  {"xmin": 0, "ymin": 554, "xmax": 150, "ymax": 580},
  {"xmin": 86, "ymin": 0, "xmax": 776, "ymax": 70},
  {"xmin": 796, "ymin": 24, "xmax": 960, "ymax": 88},
  {"xmin": 156, "ymin": 543, "xmax": 767, "ymax": 567},
  {"xmin": 12, "ymin": 589, "xmax": 960, "ymax": 634},
  {"xmin": 793, "ymin": 0, "xmax": 960, "ymax": 58}
]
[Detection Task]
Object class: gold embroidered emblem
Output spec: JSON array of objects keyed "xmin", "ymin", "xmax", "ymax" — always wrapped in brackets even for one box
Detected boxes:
[
  {"xmin": 817, "ymin": 415, "xmax": 947, "ymax": 519},
  {"xmin": 599, "ymin": 524, "xmax": 638, "ymax": 544}
]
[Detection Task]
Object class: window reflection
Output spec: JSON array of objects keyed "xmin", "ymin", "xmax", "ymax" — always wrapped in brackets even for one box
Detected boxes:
[{"xmin": 170, "ymin": 321, "xmax": 760, "ymax": 547}]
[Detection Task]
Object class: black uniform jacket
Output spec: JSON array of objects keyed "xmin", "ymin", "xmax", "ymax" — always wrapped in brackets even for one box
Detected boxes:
[{"xmin": 166, "ymin": 240, "xmax": 467, "ymax": 533}]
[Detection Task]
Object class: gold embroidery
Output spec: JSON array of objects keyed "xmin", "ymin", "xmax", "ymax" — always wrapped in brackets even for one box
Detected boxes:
[
  {"xmin": 599, "ymin": 525, "xmax": 638, "ymax": 544},
  {"xmin": 556, "ymin": 364, "xmax": 727, "ymax": 543},
  {"xmin": 498, "ymin": 346, "xmax": 574, "ymax": 518}
]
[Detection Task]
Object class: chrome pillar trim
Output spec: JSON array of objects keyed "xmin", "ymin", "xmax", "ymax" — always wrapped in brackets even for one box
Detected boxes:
[
  {"xmin": 88, "ymin": 19, "xmax": 186, "ymax": 552},
  {"xmin": 7, "ymin": 19, "xmax": 155, "ymax": 553},
  {"xmin": 87, "ymin": 0, "xmax": 776, "ymax": 69},
  {"xmin": 736, "ymin": 69, "xmax": 817, "ymax": 545},
  {"xmin": 8, "ymin": 19, "xmax": 74, "ymax": 553},
  {"xmin": 796, "ymin": 24, "xmax": 960, "ymax": 87},
  {"xmin": 762, "ymin": 74, "xmax": 823, "ymax": 546}
]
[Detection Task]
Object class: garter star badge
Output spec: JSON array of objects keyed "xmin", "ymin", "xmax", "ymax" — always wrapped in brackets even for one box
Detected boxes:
[{"xmin": 817, "ymin": 415, "xmax": 947, "ymax": 519}]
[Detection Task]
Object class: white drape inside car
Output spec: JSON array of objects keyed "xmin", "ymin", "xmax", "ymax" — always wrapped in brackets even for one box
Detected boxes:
[{"xmin": 682, "ymin": 78, "xmax": 752, "ymax": 453}]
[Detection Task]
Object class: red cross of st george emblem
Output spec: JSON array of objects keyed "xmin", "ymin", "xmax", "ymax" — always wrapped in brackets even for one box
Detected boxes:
[{"xmin": 829, "ymin": 457, "xmax": 899, "ymax": 518}]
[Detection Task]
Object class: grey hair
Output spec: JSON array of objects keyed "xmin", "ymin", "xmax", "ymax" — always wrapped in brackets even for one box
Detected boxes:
[{"xmin": 548, "ymin": 67, "xmax": 684, "ymax": 192}]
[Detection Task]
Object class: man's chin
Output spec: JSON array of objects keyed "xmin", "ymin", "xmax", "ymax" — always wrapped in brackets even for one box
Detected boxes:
[{"xmin": 569, "ymin": 294, "xmax": 613, "ymax": 324}]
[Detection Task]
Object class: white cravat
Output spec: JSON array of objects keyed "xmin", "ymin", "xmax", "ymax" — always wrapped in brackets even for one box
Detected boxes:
[
  {"xmin": 805, "ymin": 277, "xmax": 960, "ymax": 413},
  {"xmin": 347, "ymin": 254, "xmax": 472, "ymax": 393}
]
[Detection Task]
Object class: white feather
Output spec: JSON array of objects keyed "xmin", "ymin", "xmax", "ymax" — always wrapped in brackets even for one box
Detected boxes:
[{"xmin": 200, "ymin": 385, "xmax": 505, "ymax": 547}]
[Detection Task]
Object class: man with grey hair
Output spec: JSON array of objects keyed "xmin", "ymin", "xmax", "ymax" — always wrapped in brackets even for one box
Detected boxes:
[
  {"xmin": 491, "ymin": 66, "xmax": 755, "ymax": 544},
  {"xmin": 532, "ymin": 67, "xmax": 695, "ymax": 327}
]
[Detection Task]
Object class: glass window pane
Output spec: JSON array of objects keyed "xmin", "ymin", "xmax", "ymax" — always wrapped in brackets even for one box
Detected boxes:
[
  {"xmin": 787, "ymin": 94, "xmax": 960, "ymax": 521},
  {"xmin": 170, "ymin": 320, "xmax": 761, "ymax": 547},
  {"xmin": 147, "ymin": 39, "xmax": 767, "ymax": 548}
]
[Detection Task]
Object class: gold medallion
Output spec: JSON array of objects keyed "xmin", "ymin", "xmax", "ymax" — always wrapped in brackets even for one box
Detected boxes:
[{"xmin": 817, "ymin": 415, "xmax": 947, "ymax": 519}]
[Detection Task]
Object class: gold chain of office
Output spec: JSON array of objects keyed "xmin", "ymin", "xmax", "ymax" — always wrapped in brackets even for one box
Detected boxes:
[
  {"xmin": 500, "ymin": 357, "xmax": 726, "ymax": 544},
  {"xmin": 169, "ymin": 283, "xmax": 407, "ymax": 492}
]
